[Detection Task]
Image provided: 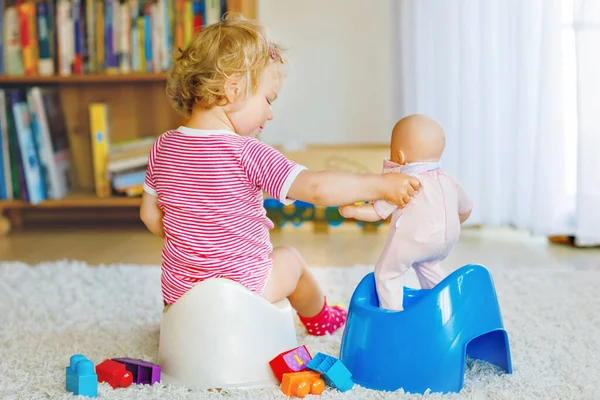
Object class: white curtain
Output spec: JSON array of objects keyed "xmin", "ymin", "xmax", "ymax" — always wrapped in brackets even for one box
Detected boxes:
[
  {"xmin": 394, "ymin": 0, "xmax": 599, "ymax": 245},
  {"xmin": 573, "ymin": 0, "xmax": 600, "ymax": 246}
]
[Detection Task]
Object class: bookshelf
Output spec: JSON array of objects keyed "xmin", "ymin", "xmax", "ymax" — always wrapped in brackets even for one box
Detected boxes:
[
  {"xmin": 0, "ymin": 0, "xmax": 256, "ymax": 234},
  {"xmin": 1, "ymin": 192, "xmax": 142, "ymax": 209},
  {"xmin": 0, "ymin": 73, "xmax": 169, "ymax": 85}
]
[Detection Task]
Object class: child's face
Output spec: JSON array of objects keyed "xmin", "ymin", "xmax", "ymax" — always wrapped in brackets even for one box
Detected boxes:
[{"xmin": 226, "ymin": 63, "xmax": 284, "ymax": 138}]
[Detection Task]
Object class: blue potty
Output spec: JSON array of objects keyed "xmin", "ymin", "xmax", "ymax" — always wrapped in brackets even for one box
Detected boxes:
[{"xmin": 339, "ymin": 264, "xmax": 512, "ymax": 394}]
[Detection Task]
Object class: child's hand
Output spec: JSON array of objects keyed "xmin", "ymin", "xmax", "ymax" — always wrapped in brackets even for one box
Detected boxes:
[{"xmin": 382, "ymin": 173, "xmax": 421, "ymax": 208}]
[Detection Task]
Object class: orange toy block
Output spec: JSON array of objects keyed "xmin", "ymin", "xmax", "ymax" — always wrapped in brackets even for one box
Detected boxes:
[{"xmin": 281, "ymin": 371, "xmax": 325, "ymax": 398}]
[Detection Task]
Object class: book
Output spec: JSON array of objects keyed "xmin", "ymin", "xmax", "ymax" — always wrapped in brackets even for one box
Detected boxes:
[
  {"xmin": 88, "ymin": 103, "xmax": 111, "ymax": 197},
  {"xmin": 12, "ymin": 100, "xmax": 47, "ymax": 204},
  {"xmin": 27, "ymin": 87, "xmax": 71, "ymax": 200},
  {"xmin": 0, "ymin": 90, "xmax": 12, "ymax": 199}
]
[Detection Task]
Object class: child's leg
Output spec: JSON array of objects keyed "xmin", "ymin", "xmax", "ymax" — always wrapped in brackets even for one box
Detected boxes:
[
  {"xmin": 263, "ymin": 245, "xmax": 323, "ymax": 316},
  {"xmin": 263, "ymin": 245, "xmax": 347, "ymax": 336}
]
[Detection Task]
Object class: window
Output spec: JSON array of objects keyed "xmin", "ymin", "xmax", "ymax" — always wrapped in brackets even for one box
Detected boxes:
[{"xmin": 562, "ymin": 0, "xmax": 578, "ymax": 196}]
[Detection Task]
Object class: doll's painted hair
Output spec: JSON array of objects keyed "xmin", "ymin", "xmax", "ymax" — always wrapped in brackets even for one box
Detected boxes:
[{"xmin": 166, "ymin": 13, "xmax": 286, "ymax": 117}]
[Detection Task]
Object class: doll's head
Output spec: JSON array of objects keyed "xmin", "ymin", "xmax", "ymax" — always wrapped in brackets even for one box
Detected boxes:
[
  {"xmin": 390, "ymin": 114, "xmax": 446, "ymax": 165},
  {"xmin": 166, "ymin": 14, "xmax": 286, "ymax": 136}
]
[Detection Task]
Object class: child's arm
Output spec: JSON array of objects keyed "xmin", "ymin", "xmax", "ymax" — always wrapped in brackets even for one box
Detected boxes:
[
  {"xmin": 288, "ymin": 170, "xmax": 420, "ymax": 207},
  {"xmin": 141, "ymin": 135, "xmax": 165, "ymax": 237},
  {"xmin": 339, "ymin": 203, "xmax": 382, "ymax": 222},
  {"xmin": 140, "ymin": 192, "xmax": 165, "ymax": 238},
  {"xmin": 240, "ymin": 139, "xmax": 420, "ymax": 208}
]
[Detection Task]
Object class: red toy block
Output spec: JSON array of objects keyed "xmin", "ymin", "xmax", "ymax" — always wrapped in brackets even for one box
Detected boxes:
[
  {"xmin": 96, "ymin": 359, "xmax": 133, "ymax": 389},
  {"xmin": 269, "ymin": 345, "xmax": 312, "ymax": 382}
]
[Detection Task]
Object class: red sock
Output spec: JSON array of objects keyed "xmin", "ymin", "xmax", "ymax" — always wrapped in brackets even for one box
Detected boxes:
[{"xmin": 298, "ymin": 298, "xmax": 348, "ymax": 336}]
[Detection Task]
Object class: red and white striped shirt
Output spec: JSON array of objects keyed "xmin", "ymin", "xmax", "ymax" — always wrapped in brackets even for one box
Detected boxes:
[{"xmin": 143, "ymin": 126, "xmax": 306, "ymax": 304}]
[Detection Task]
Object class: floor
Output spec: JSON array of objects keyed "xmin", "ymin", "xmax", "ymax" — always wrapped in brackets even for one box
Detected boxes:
[{"xmin": 1, "ymin": 224, "xmax": 599, "ymax": 271}]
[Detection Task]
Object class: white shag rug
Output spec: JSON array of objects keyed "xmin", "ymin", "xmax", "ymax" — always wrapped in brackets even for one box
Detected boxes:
[{"xmin": 1, "ymin": 261, "xmax": 599, "ymax": 400}]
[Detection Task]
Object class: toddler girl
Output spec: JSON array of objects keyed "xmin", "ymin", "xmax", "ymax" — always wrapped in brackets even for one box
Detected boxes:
[{"xmin": 140, "ymin": 15, "xmax": 421, "ymax": 336}]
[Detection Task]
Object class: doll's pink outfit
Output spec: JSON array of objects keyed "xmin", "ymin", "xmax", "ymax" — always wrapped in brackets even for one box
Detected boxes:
[{"xmin": 372, "ymin": 159, "xmax": 472, "ymax": 311}]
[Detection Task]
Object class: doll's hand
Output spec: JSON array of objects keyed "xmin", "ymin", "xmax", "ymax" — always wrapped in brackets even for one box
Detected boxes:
[
  {"xmin": 382, "ymin": 173, "xmax": 421, "ymax": 208},
  {"xmin": 339, "ymin": 205, "xmax": 357, "ymax": 219},
  {"xmin": 340, "ymin": 203, "xmax": 382, "ymax": 222}
]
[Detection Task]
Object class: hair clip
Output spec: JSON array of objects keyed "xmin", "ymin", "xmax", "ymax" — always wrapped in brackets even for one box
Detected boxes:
[{"xmin": 269, "ymin": 47, "xmax": 285, "ymax": 64}]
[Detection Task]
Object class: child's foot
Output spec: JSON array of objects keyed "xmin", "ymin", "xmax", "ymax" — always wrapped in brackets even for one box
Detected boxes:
[{"xmin": 298, "ymin": 298, "xmax": 348, "ymax": 336}]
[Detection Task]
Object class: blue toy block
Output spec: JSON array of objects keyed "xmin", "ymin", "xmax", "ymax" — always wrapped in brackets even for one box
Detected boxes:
[
  {"xmin": 306, "ymin": 352, "xmax": 353, "ymax": 392},
  {"xmin": 339, "ymin": 264, "xmax": 512, "ymax": 394},
  {"xmin": 66, "ymin": 354, "xmax": 98, "ymax": 398}
]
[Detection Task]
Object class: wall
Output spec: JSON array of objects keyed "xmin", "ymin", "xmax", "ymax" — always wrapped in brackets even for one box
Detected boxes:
[{"xmin": 258, "ymin": 0, "xmax": 396, "ymax": 149}]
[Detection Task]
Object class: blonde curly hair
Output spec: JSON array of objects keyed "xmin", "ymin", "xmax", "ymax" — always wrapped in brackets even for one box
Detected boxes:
[{"xmin": 166, "ymin": 14, "xmax": 286, "ymax": 117}]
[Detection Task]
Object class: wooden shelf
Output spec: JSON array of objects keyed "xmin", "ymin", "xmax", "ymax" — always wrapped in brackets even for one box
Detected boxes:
[
  {"xmin": 0, "ymin": 73, "xmax": 168, "ymax": 85},
  {"xmin": 0, "ymin": 193, "xmax": 142, "ymax": 209}
]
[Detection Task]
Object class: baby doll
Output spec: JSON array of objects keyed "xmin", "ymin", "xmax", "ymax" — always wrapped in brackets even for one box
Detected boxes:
[{"xmin": 339, "ymin": 114, "xmax": 472, "ymax": 311}]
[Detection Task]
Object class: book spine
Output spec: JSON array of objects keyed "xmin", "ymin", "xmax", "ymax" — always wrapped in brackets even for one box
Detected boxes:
[
  {"xmin": 37, "ymin": 1, "xmax": 55, "ymax": 75},
  {"xmin": 57, "ymin": 0, "xmax": 73, "ymax": 76},
  {"xmin": 12, "ymin": 101, "xmax": 47, "ymax": 204},
  {"xmin": 184, "ymin": 0, "xmax": 192, "ymax": 47},
  {"xmin": 0, "ymin": 90, "xmax": 13, "ymax": 200},
  {"xmin": 137, "ymin": 15, "xmax": 145, "ymax": 72},
  {"xmin": 88, "ymin": 103, "xmax": 111, "ymax": 198},
  {"xmin": 19, "ymin": 2, "xmax": 39, "ymax": 76},
  {"xmin": 0, "ymin": 0, "xmax": 4, "ymax": 76},
  {"xmin": 120, "ymin": 1, "xmax": 131, "ymax": 73},
  {"xmin": 95, "ymin": 0, "xmax": 104, "ymax": 72},
  {"xmin": 27, "ymin": 87, "xmax": 67, "ymax": 200},
  {"xmin": 4, "ymin": 90, "xmax": 24, "ymax": 200}
]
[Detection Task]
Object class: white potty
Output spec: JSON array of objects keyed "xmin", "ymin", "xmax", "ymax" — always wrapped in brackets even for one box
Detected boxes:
[{"xmin": 158, "ymin": 278, "xmax": 298, "ymax": 389}]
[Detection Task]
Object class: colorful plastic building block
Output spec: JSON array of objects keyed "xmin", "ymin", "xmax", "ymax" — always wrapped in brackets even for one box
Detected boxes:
[
  {"xmin": 281, "ymin": 371, "xmax": 325, "ymax": 398},
  {"xmin": 269, "ymin": 345, "xmax": 312, "ymax": 382},
  {"xmin": 306, "ymin": 352, "xmax": 353, "ymax": 392},
  {"xmin": 96, "ymin": 359, "xmax": 133, "ymax": 389},
  {"xmin": 112, "ymin": 357, "xmax": 161, "ymax": 385},
  {"xmin": 66, "ymin": 354, "xmax": 98, "ymax": 398}
]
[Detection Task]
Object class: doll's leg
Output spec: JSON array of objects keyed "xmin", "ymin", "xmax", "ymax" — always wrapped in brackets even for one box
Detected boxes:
[
  {"xmin": 414, "ymin": 261, "xmax": 445, "ymax": 289},
  {"xmin": 374, "ymin": 257, "xmax": 411, "ymax": 311}
]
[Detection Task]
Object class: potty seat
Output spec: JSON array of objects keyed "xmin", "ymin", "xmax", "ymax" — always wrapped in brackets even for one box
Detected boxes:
[
  {"xmin": 339, "ymin": 264, "xmax": 512, "ymax": 394},
  {"xmin": 158, "ymin": 278, "xmax": 298, "ymax": 389}
]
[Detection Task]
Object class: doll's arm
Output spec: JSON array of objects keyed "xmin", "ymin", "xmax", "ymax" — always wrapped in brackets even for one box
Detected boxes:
[
  {"xmin": 454, "ymin": 179, "xmax": 472, "ymax": 224},
  {"xmin": 459, "ymin": 209, "xmax": 472, "ymax": 224},
  {"xmin": 339, "ymin": 203, "xmax": 383, "ymax": 222},
  {"xmin": 140, "ymin": 192, "xmax": 165, "ymax": 238}
]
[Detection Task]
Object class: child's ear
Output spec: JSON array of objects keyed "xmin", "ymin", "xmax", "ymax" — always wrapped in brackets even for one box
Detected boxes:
[
  {"xmin": 224, "ymin": 78, "xmax": 241, "ymax": 103},
  {"xmin": 397, "ymin": 150, "xmax": 406, "ymax": 165}
]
